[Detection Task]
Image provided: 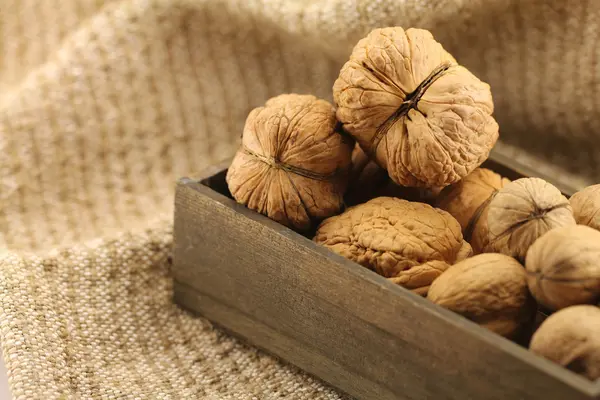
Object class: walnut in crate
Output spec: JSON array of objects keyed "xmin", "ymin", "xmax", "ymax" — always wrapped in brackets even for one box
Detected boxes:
[
  {"xmin": 345, "ymin": 144, "xmax": 442, "ymax": 206},
  {"xmin": 313, "ymin": 197, "xmax": 472, "ymax": 296},
  {"xmin": 525, "ymin": 225, "xmax": 600, "ymax": 311},
  {"xmin": 530, "ymin": 305, "xmax": 600, "ymax": 380},
  {"xmin": 333, "ymin": 27, "xmax": 499, "ymax": 188},
  {"xmin": 487, "ymin": 178, "xmax": 576, "ymax": 261},
  {"xmin": 436, "ymin": 168, "xmax": 510, "ymax": 254},
  {"xmin": 570, "ymin": 184, "xmax": 600, "ymax": 231},
  {"xmin": 428, "ymin": 253, "xmax": 535, "ymax": 339},
  {"xmin": 344, "ymin": 144, "xmax": 389, "ymax": 206},
  {"xmin": 226, "ymin": 94, "xmax": 353, "ymax": 232}
]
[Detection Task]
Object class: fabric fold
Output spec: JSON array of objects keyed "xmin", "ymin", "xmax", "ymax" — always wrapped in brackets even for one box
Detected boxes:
[{"xmin": 0, "ymin": 221, "xmax": 346, "ymax": 399}]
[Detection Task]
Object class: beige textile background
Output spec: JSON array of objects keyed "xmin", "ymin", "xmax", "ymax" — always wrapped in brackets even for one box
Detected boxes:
[{"xmin": 0, "ymin": 0, "xmax": 598, "ymax": 398}]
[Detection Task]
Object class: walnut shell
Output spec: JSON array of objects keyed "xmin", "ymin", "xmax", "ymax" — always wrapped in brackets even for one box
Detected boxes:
[
  {"xmin": 428, "ymin": 253, "xmax": 535, "ymax": 338},
  {"xmin": 570, "ymin": 184, "xmax": 600, "ymax": 231},
  {"xmin": 525, "ymin": 225, "xmax": 600, "ymax": 311},
  {"xmin": 344, "ymin": 143, "xmax": 389, "ymax": 206},
  {"xmin": 487, "ymin": 178, "xmax": 576, "ymax": 261},
  {"xmin": 345, "ymin": 144, "xmax": 442, "ymax": 206},
  {"xmin": 226, "ymin": 94, "xmax": 353, "ymax": 232},
  {"xmin": 530, "ymin": 305, "xmax": 600, "ymax": 380},
  {"xmin": 333, "ymin": 27, "xmax": 499, "ymax": 188},
  {"xmin": 314, "ymin": 197, "xmax": 472, "ymax": 296},
  {"xmin": 436, "ymin": 168, "xmax": 510, "ymax": 254}
]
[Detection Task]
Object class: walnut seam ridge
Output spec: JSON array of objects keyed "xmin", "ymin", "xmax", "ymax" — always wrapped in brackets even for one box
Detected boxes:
[{"xmin": 369, "ymin": 61, "xmax": 455, "ymax": 157}]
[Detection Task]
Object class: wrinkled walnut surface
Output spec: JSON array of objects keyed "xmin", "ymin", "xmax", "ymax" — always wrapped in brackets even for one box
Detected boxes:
[
  {"xmin": 526, "ymin": 225, "xmax": 600, "ymax": 311},
  {"xmin": 436, "ymin": 168, "xmax": 510, "ymax": 253},
  {"xmin": 530, "ymin": 305, "xmax": 600, "ymax": 380},
  {"xmin": 226, "ymin": 94, "xmax": 353, "ymax": 232},
  {"xmin": 570, "ymin": 184, "xmax": 600, "ymax": 231},
  {"xmin": 345, "ymin": 143, "xmax": 389, "ymax": 206},
  {"xmin": 428, "ymin": 253, "xmax": 534, "ymax": 338},
  {"xmin": 345, "ymin": 144, "xmax": 441, "ymax": 206},
  {"xmin": 314, "ymin": 197, "xmax": 471, "ymax": 295},
  {"xmin": 333, "ymin": 27, "xmax": 499, "ymax": 188},
  {"xmin": 487, "ymin": 178, "xmax": 576, "ymax": 261}
]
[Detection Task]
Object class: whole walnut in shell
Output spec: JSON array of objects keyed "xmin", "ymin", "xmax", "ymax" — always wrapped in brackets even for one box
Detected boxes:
[
  {"xmin": 487, "ymin": 178, "xmax": 576, "ymax": 261},
  {"xmin": 333, "ymin": 27, "xmax": 499, "ymax": 188},
  {"xmin": 226, "ymin": 94, "xmax": 353, "ymax": 232},
  {"xmin": 313, "ymin": 197, "xmax": 472, "ymax": 296},
  {"xmin": 428, "ymin": 253, "xmax": 535, "ymax": 338},
  {"xmin": 436, "ymin": 168, "xmax": 510, "ymax": 254},
  {"xmin": 345, "ymin": 144, "xmax": 442, "ymax": 206},
  {"xmin": 570, "ymin": 184, "xmax": 600, "ymax": 231},
  {"xmin": 530, "ymin": 305, "xmax": 600, "ymax": 380},
  {"xmin": 526, "ymin": 225, "xmax": 600, "ymax": 311},
  {"xmin": 345, "ymin": 144, "xmax": 389, "ymax": 206}
]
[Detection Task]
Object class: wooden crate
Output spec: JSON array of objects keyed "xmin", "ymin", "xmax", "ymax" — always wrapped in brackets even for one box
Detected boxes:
[{"xmin": 172, "ymin": 152, "xmax": 599, "ymax": 400}]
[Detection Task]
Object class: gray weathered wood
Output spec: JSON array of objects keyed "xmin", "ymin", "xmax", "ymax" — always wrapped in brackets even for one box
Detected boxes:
[
  {"xmin": 487, "ymin": 148, "xmax": 581, "ymax": 195},
  {"xmin": 173, "ymin": 160, "xmax": 596, "ymax": 400}
]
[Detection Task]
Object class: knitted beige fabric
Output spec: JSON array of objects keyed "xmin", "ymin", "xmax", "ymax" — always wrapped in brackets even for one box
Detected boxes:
[{"xmin": 0, "ymin": 0, "xmax": 598, "ymax": 398}]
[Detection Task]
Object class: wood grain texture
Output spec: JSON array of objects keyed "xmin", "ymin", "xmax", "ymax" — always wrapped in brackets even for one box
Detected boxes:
[{"xmin": 173, "ymin": 159, "xmax": 596, "ymax": 400}]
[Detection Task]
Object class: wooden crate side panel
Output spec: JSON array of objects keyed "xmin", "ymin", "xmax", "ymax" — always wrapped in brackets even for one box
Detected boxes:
[
  {"xmin": 173, "ymin": 180, "xmax": 595, "ymax": 400},
  {"xmin": 174, "ymin": 282, "xmax": 387, "ymax": 399}
]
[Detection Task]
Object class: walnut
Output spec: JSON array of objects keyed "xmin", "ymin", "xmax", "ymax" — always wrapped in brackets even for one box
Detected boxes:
[
  {"xmin": 226, "ymin": 94, "xmax": 353, "ymax": 232},
  {"xmin": 378, "ymin": 183, "xmax": 444, "ymax": 203},
  {"xmin": 428, "ymin": 253, "xmax": 535, "ymax": 338},
  {"xmin": 344, "ymin": 143, "xmax": 389, "ymax": 206},
  {"xmin": 313, "ymin": 197, "xmax": 472, "ymax": 295},
  {"xmin": 436, "ymin": 168, "xmax": 510, "ymax": 254},
  {"xmin": 333, "ymin": 27, "xmax": 499, "ymax": 188},
  {"xmin": 525, "ymin": 225, "xmax": 600, "ymax": 311},
  {"xmin": 487, "ymin": 178, "xmax": 576, "ymax": 261},
  {"xmin": 530, "ymin": 305, "xmax": 600, "ymax": 380},
  {"xmin": 345, "ymin": 144, "xmax": 442, "ymax": 206},
  {"xmin": 570, "ymin": 184, "xmax": 600, "ymax": 231}
]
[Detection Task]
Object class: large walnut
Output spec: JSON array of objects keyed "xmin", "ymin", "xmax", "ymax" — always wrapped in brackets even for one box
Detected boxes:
[
  {"xmin": 570, "ymin": 184, "xmax": 600, "ymax": 231},
  {"xmin": 530, "ymin": 305, "xmax": 600, "ymax": 380},
  {"xmin": 436, "ymin": 168, "xmax": 510, "ymax": 254},
  {"xmin": 226, "ymin": 94, "xmax": 353, "ymax": 232},
  {"xmin": 428, "ymin": 253, "xmax": 535, "ymax": 338},
  {"xmin": 333, "ymin": 27, "xmax": 499, "ymax": 188},
  {"xmin": 525, "ymin": 225, "xmax": 600, "ymax": 311},
  {"xmin": 313, "ymin": 197, "xmax": 472, "ymax": 295},
  {"xmin": 487, "ymin": 178, "xmax": 576, "ymax": 261}
]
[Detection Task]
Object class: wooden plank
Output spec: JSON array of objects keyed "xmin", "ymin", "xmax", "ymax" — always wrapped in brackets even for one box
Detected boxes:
[
  {"xmin": 487, "ymin": 148, "xmax": 579, "ymax": 196},
  {"xmin": 174, "ymin": 283, "xmax": 372, "ymax": 399},
  {"xmin": 172, "ymin": 174, "xmax": 597, "ymax": 400}
]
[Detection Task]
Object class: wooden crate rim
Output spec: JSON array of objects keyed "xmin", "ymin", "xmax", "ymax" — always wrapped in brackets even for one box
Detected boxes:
[
  {"xmin": 487, "ymin": 148, "xmax": 580, "ymax": 197},
  {"xmin": 177, "ymin": 152, "xmax": 598, "ymax": 396}
]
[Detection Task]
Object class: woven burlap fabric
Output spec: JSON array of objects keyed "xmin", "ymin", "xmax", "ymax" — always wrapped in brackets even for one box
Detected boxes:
[{"xmin": 0, "ymin": 0, "xmax": 598, "ymax": 398}]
